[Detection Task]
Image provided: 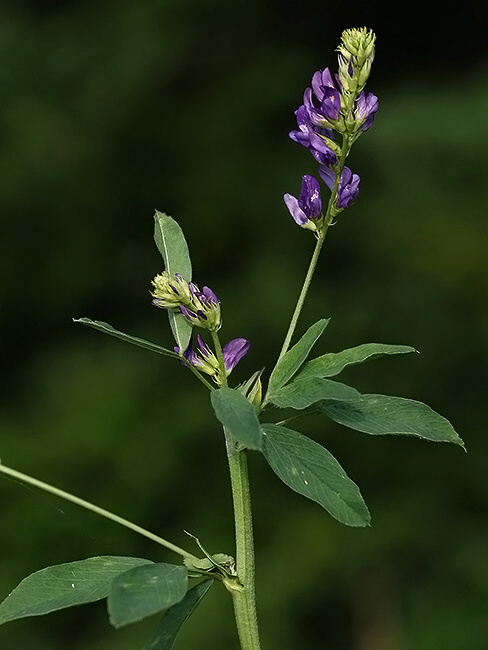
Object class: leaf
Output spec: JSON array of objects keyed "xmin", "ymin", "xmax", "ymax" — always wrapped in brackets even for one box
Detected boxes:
[
  {"xmin": 210, "ymin": 387, "xmax": 262, "ymax": 450},
  {"xmin": 297, "ymin": 343, "xmax": 417, "ymax": 380},
  {"xmin": 153, "ymin": 211, "xmax": 192, "ymax": 280},
  {"xmin": 153, "ymin": 211, "xmax": 193, "ymax": 352},
  {"xmin": 269, "ymin": 377, "xmax": 359, "ymax": 410},
  {"xmin": 320, "ymin": 394, "xmax": 465, "ymax": 447},
  {"xmin": 168, "ymin": 312, "xmax": 193, "ymax": 355},
  {"xmin": 108, "ymin": 563, "xmax": 188, "ymax": 629},
  {"xmin": 74, "ymin": 319, "xmax": 177, "ymax": 358},
  {"xmin": 0, "ymin": 556, "xmax": 153, "ymax": 625},
  {"xmin": 142, "ymin": 579, "xmax": 213, "ymax": 650},
  {"xmin": 261, "ymin": 424, "xmax": 370, "ymax": 527},
  {"xmin": 267, "ymin": 319, "xmax": 330, "ymax": 397}
]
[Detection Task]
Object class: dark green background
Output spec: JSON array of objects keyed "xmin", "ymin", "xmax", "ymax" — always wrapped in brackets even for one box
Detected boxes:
[{"xmin": 1, "ymin": 1, "xmax": 487, "ymax": 648}]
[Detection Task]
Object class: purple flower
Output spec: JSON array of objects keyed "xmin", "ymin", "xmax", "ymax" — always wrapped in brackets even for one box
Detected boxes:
[
  {"xmin": 319, "ymin": 165, "xmax": 360, "ymax": 209},
  {"xmin": 289, "ymin": 106, "xmax": 337, "ymax": 167},
  {"xmin": 284, "ymin": 175, "xmax": 322, "ymax": 228},
  {"xmin": 355, "ymin": 91, "xmax": 379, "ymax": 132},
  {"xmin": 302, "ymin": 68, "xmax": 342, "ymax": 127},
  {"xmin": 175, "ymin": 335, "xmax": 250, "ymax": 385},
  {"xmin": 222, "ymin": 338, "xmax": 250, "ymax": 373}
]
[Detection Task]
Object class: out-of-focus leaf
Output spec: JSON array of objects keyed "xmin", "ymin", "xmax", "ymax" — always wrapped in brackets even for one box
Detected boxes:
[
  {"xmin": 108, "ymin": 563, "xmax": 188, "ymax": 629},
  {"xmin": 142, "ymin": 579, "xmax": 213, "ymax": 650},
  {"xmin": 0, "ymin": 557, "xmax": 153, "ymax": 625}
]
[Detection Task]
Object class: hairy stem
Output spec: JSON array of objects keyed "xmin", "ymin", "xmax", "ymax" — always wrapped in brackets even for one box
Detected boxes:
[{"xmin": 210, "ymin": 330, "xmax": 261, "ymax": 649}]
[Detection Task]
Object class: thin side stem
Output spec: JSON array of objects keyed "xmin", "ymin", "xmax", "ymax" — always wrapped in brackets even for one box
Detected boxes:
[
  {"xmin": 275, "ymin": 137, "xmax": 351, "ymax": 363},
  {"xmin": 276, "ymin": 229, "xmax": 328, "ymax": 363},
  {"xmin": 0, "ymin": 463, "xmax": 198, "ymax": 562}
]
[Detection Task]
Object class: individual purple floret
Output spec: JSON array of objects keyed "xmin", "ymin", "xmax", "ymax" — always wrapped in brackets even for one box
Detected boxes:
[
  {"xmin": 319, "ymin": 165, "xmax": 360, "ymax": 209},
  {"xmin": 289, "ymin": 106, "xmax": 337, "ymax": 167},
  {"xmin": 304, "ymin": 68, "xmax": 342, "ymax": 124},
  {"xmin": 283, "ymin": 175, "xmax": 322, "ymax": 228},
  {"xmin": 175, "ymin": 335, "xmax": 250, "ymax": 384},
  {"xmin": 355, "ymin": 91, "xmax": 379, "ymax": 132},
  {"xmin": 222, "ymin": 338, "xmax": 251, "ymax": 373}
]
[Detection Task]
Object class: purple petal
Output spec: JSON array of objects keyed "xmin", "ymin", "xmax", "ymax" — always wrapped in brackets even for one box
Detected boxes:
[
  {"xmin": 311, "ymin": 67, "xmax": 336, "ymax": 101},
  {"xmin": 284, "ymin": 193, "xmax": 308, "ymax": 225},
  {"xmin": 176, "ymin": 343, "xmax": 201, "ymax": 368},
  {"xmin": 299, "ymin": 175, "xmax": 322, "ymax": 218},
  {"xmin": 222, "ymin": 338, "xmax": 250, "ymax": 373},
  {"xmin": 201, "ymin": 286, "xmax": 218, "ymax": 304},
  {"xmin": 196, "ymin": 334, "xmax": 212, "ymax": 359},
  {"xmin": 356, "ymin": 91, "xmax": 379, "ymax": 132},
  {"xmin": 337, "ymin": 166, "xmax": 360, "ymax": 208},
  {"xmin": 318, "ymin": 86, "xmax": 341, "ymax": 120},
  {"xmin": 318, "ymin": 165, "xmax": 336, "ymax": 191}
]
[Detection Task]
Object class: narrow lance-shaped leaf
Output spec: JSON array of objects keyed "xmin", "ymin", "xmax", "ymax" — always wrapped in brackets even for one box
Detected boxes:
[
  {"xmin": 108, "ymin": 563, "xmax": 188, "ymax": 629},
  {"xmin": 267, "ymin": 319, "xmax": 330, "ymax": 398},
  {"xmin": 211, "ymin": 387, "xmax": 262, "ymax": 450},
  {"xmin": 270, "ymin": 376, "xmax": 359, "ymax": 410},
  {"xmin": 320, "ymin": 394, "xmax": 465, "ymax": 447},
  {"xmin": 154, "ymin": 211, "xmax": 193, "ymax": 352},
  {"xmin": 74, "ymin": 319, "xmax": 177, "ymax": 358},
  {"xmin": 261, "ymin": 424, "xmax": 370, "ymax": 527},
  {"xmin": 297, "ymin": 343, "xmax": 417, "ymax": 380},
  {"xmin": 142, "ymin": 579, "xmax": 213, "ymax": 650},
  {"xmin": 0, "ymin": 556, "xmax": 153, "ymax": 625}
]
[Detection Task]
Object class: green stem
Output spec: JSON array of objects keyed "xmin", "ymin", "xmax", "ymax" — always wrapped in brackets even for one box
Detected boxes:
[
  {"xmin": 276, "ymin": 229, "xmax": 328, "ymax": 363},
  {"xmin": 210, "ymin": 330, "xmax": 261, "ymax": 650},
  {"xmin": 0, "ymin": 463, "xmax": 198, "ymax": 562},
  {"xmin": 225, "ymin": 433, "xmax": 261, "ymax": 650},
  {"xmin": 276, "ymin": 137, "xmax": 351, "ymax": 363}
]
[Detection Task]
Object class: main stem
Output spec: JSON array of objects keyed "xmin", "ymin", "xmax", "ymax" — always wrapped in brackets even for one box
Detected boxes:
[
  {"xmin": 211, "ymin": 331, "xmax": 261, "ymax": 650},
  {"xmin": 225, "ymin": 434, "xmax": 261, "ymax": 649}
]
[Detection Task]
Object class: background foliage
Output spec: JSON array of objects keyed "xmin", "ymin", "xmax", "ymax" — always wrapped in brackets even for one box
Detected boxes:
[{"xmin": 1, "ymin": 1, "xmax": 487, "ymax": 648}]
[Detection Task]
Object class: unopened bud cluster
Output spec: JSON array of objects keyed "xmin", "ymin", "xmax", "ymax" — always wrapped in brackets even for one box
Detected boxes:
[{"xmin": 151, "ymin": 271, "xmax": 221, "ymax": 331}]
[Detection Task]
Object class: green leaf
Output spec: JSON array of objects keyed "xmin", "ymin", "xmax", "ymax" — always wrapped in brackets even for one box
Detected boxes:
[
  {"xmin": 261, "ymin": 424, "xmax": 370, "ymax": 527},
  {"xmin": 320, "ymin": 394, "xmax": 465, "ymax": 447},
  {"xmin": 210, "ymin": 387, "xmax": 262, "ymax": 450},
  {"xmin": 0, "ymin": 556, "xmax": 153, "ymax": 625},
  {"xmin": 108, "ymin": 563, "xmax": 188, "ymax": 629},
  {"xmin": 298, "ymin": 343, "xmax": 417, "ymax": 380},
  {"xmin": 153, "ymin": 211, "xmax": 192, "ymax": 280},
  {"xmin": 74, "ymin": 319, "xmax": 177, "ymax": 358},
  {"xmin": 267, "ymin": 319, "xmax": 330, "ymax": 397},
  {"xmin": 269, "ymin": 377, "xmax": 359, "ymax": 410},
  {"xmin": 153, "ymin": 211, "xmax": 193, "ymax": 352},
  {"xmin": 142, "ymin": 579, "xmax": 213, "ymax": 650}
]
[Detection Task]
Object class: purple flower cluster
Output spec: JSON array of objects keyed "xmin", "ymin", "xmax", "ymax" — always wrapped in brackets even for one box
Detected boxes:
[
  {"xmin": 179, "ymin": 282, "xmax": 221, "ymax": 330},
  {"xmin": 284, "ymin": 29, "xmax": 378, "ymax": 230}
]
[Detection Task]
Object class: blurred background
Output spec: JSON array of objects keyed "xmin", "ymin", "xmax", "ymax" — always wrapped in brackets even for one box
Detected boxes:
[{"xmin": 1, "ymin": 0, "xmax": 487, "ymax": 648}]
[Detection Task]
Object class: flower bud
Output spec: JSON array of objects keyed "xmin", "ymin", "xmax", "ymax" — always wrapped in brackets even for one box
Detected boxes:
[{"xmin": 151, "ymin": 272, "xmax": 192, "ymax": 310}]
